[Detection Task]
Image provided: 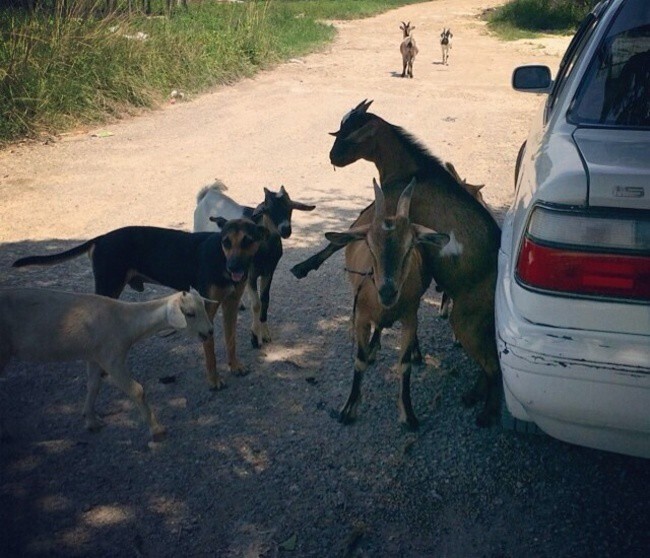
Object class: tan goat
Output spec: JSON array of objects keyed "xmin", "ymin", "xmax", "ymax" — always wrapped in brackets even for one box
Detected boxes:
[
  {"xmin": 400, "ymin": 21, "xmax": 419, "ymax": 78},
  {"xmin": 325, "ymin": 178, "xmax": 449, "ymax": 430},
  {"xmin": 0, "ymin": 288, "xmax": 213, "ymax": 441}
]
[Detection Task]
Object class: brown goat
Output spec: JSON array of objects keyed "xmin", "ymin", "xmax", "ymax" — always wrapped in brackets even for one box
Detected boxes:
[
  {"xmin": 325, "ymin": 178, "xmax": 449, "ymax": 429},
  {"xmin": 292, "ymin": 100, "xmax": 502, "ymax": 426},
  {"xmin": 400, "ymin": 21, "xmax": 419, "ymax": 78},
  {"xmin": 439, "ymin": 161, "xmax": 488, "ymax": 319}
]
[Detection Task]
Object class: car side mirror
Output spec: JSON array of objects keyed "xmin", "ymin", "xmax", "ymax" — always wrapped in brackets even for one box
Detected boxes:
[{"xmin": 512, "ymin": 65, "xmax": 553, "ymax": 93}]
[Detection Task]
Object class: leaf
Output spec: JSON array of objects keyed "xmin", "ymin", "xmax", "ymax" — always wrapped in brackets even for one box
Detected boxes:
[{"xmin": 279, "ymin": 533, "xmax": 297, "ymax": 551}]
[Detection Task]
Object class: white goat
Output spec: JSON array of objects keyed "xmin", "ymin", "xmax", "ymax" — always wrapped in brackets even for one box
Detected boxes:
[
  {"xmin": 400, "ymin": 21, "xmax": 419, "ymax": 78},
  {"xmin": 0, "ymin": 288, "xmax": 213, "ymax": 441}
]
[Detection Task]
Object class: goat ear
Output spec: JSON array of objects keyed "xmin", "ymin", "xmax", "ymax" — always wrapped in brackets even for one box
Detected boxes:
[
  {"xmin": 291, "ymin": 200, "xmax": 316, "ymax": 212},
  {"xmin": 210, "ymin": 216, "xmax": 228, "ymax": 228},
  {"xmin": 167, "ymin": 296, "xmax": 188, "ymax": 330},
  {"xmin": 373, "ymin": 179, "xmax": 385, "ymax": 220},
  {"xmin": 396, "ymin": 177, "xmax": 417, "ymax": 218},
  {"xmin": 412, "ymin": 225, "xmax": 450, "ymax": 249},
  {"xmin": 325, "ymin": 225, "xmax": 369, "ymax": 247}
]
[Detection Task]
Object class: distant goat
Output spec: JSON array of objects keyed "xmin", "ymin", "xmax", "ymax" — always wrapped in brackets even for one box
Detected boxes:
[
  {"xmin": 400, "ymin": 21, "xmax": 419, "ymax": 78},
  {"xmin": 325, "ymin": 178, "xmax": 448, "ymax": 429},
  {"xmin": 440, "ymin": 28, "xmax": 453, "ymax": 65},
  {"xmin": 195, "ymin": 180, "xmax": 315, "ymax": 348},
  {"xmin": 0, "ymin": 289, "xmax": 212, "ymax": 441}
]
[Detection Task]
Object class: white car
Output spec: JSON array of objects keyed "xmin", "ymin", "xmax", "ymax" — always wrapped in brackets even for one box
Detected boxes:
[{"xmin": 497, "ymin": 0, "xmax": 650, "ymax": 458}]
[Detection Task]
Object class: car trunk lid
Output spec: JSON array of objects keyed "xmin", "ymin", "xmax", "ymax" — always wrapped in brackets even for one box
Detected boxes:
[{"xmin": 573, "ymin": 128, "xmax": 650, "ymax": 210}]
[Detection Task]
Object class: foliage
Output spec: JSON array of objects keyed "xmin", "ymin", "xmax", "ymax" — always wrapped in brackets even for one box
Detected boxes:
[
  {"xmin": 487, "ymin": 0, "xmax": 599, "ymax": 39},
  {"xmin": 0, "ymin": 0, "xmax": 420, "ymax": 144}
]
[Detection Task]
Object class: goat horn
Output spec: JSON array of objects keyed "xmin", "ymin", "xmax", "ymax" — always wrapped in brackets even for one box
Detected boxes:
[
  {"xmin": 373, "ymin": 178, "xmax": 386, "ymax": 220},
  {"xmin": 354, "ymin": 99, "xmax": 373, "ymax": 114},
  {"xmin": 396, "ymin": 178, "xmax": 417, "ymax": 218}
]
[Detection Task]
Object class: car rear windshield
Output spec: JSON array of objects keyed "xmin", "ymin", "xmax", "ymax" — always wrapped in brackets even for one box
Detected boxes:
[{"xmin": 569, "ymin": 0, "xmax": 650, "ymax": 128}]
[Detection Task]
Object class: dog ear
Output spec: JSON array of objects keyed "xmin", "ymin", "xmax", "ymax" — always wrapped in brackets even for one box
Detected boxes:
[
  {"xmin": 209, "ymin": 216, "xmax": 228, "ymax": 228},
  {"xmin": 167, "ymin": 295, "xmax": 188, "ymax": 330}
]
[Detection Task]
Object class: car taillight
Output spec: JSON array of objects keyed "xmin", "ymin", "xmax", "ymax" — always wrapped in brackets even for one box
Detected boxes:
[{"xmin": 516, "ymin": 206, "xmax": 650, "ymax": 301}]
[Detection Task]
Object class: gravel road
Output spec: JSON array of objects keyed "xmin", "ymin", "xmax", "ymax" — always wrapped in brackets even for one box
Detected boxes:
[{"xmin": 1, "ymin": 1, "xmax": 648, "ymax": 556}]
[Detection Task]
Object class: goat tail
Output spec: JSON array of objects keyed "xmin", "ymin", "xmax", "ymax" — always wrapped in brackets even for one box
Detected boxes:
[
  {"xmin": 12, "ymin": 239, "xmax": 96, "ymax": 268},
  {"xmin": 196, "ymin": 179, "xmax": 228, "ymax": 203}
]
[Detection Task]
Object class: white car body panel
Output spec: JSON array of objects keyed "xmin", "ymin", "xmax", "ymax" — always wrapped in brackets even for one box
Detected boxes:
[{"xmin": 498, "ymin": 0, "xmax": 650, "ymax": 458}]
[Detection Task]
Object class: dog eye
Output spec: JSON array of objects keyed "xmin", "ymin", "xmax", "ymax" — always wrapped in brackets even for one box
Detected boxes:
[
  {"xmin": 241, "ymin": 237, "xmax": 252, "ymax": 249},
  {"xmin": 222, "ymin": 238, "xmax": 232, "ymax": 249}
]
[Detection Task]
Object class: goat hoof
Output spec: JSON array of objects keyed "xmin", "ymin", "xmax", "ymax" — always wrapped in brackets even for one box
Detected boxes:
[
  {"xmin": 85, "ymin": 416, "xmax": 105, "ymax": 432},
  {"xmin": 461, "ymin": 392, "xmax": 480, "ymax": 408},
  {"xmin": 151, "ymin": 428, "xmax": 167, "ymax": 442},
  {"xmin": 338, "ymin": 411, "xmax": 356, "ymax": 425},
  {"xmin": 250, "ymin": 332, "xmax": 261, "ymax": 349},
  {"xmin": 402, "ymin": 418, "xmax": 420, "ymax": 432},
  {"xmin": 475, "ymin": 410, "xmax": 495, "ymax": 428},
  {"xmin": 290, "ymin": 264, "xmax": 308, "ymax": 279}
]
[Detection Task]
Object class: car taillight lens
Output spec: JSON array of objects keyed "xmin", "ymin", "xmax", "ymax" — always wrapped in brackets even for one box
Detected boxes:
[{"xmin": 516, "ymin": 207, "xmax": 650, "ymax": 301}]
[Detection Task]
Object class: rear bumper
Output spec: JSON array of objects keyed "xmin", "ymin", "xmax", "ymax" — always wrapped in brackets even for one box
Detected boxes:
[{"xmin": 496, "ymin": 249, "xmax": 650, "ymax": 459}]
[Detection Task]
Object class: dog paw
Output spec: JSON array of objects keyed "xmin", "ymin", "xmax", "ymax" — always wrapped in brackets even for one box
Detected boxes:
[
  {"xmin": 84, "ymin": 415, "xmax": 105, "ymax": 432},
  {"xmin": 151, "ymin": 427, "xmax": 167, "ymax": 442},
  {"xmin": 207, "ymin": 375, "xmax": 227, "ymax": 391},
  {"xmin": 230, "ymin": 363, "xmax": 250, "ymax": 377}
]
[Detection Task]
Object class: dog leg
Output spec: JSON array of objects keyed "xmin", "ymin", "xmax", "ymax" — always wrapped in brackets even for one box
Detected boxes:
[
  {"xmin": 247, "ymin": 275, "xmax": 263, "ymax": 349},
  {"xmin": 258, "ymin": 273, "xmax": 273, "ymax": 344},
  {"xmin": 202, "ymin": 301, "xmax": 225, "ymax": 390},
  {"xmin": 223, "ymin": 292, "xmax": 248, "ymax": 376}
]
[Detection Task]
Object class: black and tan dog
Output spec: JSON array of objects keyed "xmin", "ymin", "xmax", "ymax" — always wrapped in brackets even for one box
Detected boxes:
[{"xmin": 13, "ymin": 220, "xmax": 267, "ymax": 389}]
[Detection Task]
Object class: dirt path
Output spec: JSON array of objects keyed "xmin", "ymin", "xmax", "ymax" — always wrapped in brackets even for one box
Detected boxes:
[{"xmin": 2, "ymin": 2, "xmax": 649, "ymax": 557}]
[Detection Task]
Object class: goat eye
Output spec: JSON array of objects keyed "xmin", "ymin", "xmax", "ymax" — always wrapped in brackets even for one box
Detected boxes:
[
  {"xmin": 185, "ymin": 312, "xmax": 196, "ymax": 318},
  {"xmin": 222, "ymin": 238, "xmax": 232, "ymax": 249}
]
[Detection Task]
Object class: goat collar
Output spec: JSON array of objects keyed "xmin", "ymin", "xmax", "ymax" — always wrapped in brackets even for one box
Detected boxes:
[{"xmin": 345, "ymin": 267, "xmax": 373, "ymax": 277}]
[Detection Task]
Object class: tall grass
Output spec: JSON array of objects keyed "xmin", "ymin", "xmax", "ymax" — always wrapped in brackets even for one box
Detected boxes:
[
  {"xmin": 487, "ymin": 0, "xmax": 597, "ymax": 40},
  {"xmin": 0, "ymin": 0, "xmax": 421, "ymax": 145}
]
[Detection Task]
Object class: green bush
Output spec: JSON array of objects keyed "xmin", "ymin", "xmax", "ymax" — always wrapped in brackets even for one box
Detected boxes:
[
  {"xmin": 0, "ymin": 0, "xmax": 420, "ymax": 145},
  {"xmin": 488, "ymin": 0, "xmax": 597, "ymax": 36}
]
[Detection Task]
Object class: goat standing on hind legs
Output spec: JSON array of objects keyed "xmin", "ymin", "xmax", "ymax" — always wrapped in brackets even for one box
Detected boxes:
[
  {"xmin": 326, "ymin": 179, "xmax": 449, "ymax": 430},
  {"xmin": 291, "ymin": 100, "xmax": 503, "ymax": 426},
  {"xmin": 400, "ymin": 21, "xmax": 418, "ymax": 78}
]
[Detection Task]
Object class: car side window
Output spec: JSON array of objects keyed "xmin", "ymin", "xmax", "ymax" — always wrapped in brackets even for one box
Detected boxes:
[
  {"xmin": 569, "ymin": 1, "xmax": 650, "ymax": 128},
  {"xmin": 545, "ymin": 9, "xmax": 601, "ymax": 121}
]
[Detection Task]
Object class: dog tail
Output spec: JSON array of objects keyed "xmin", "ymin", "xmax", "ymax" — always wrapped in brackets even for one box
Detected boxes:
[
  {"xmin": 13, "ymin": 238, "xmax": 96, "ymax": 268},
  {"xmin": 196, "ymin": 179, "xmax": 228, "ymax": 203}
]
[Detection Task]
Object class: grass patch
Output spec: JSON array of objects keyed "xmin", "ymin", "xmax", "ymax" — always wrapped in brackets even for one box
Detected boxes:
[
  {"xmin": 0, "ymin": 0, "xmax": 422, "ymax": 145},
  {"xmin": 486, "ymin": 0, "xmax": 596, "ymax": 40}
]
